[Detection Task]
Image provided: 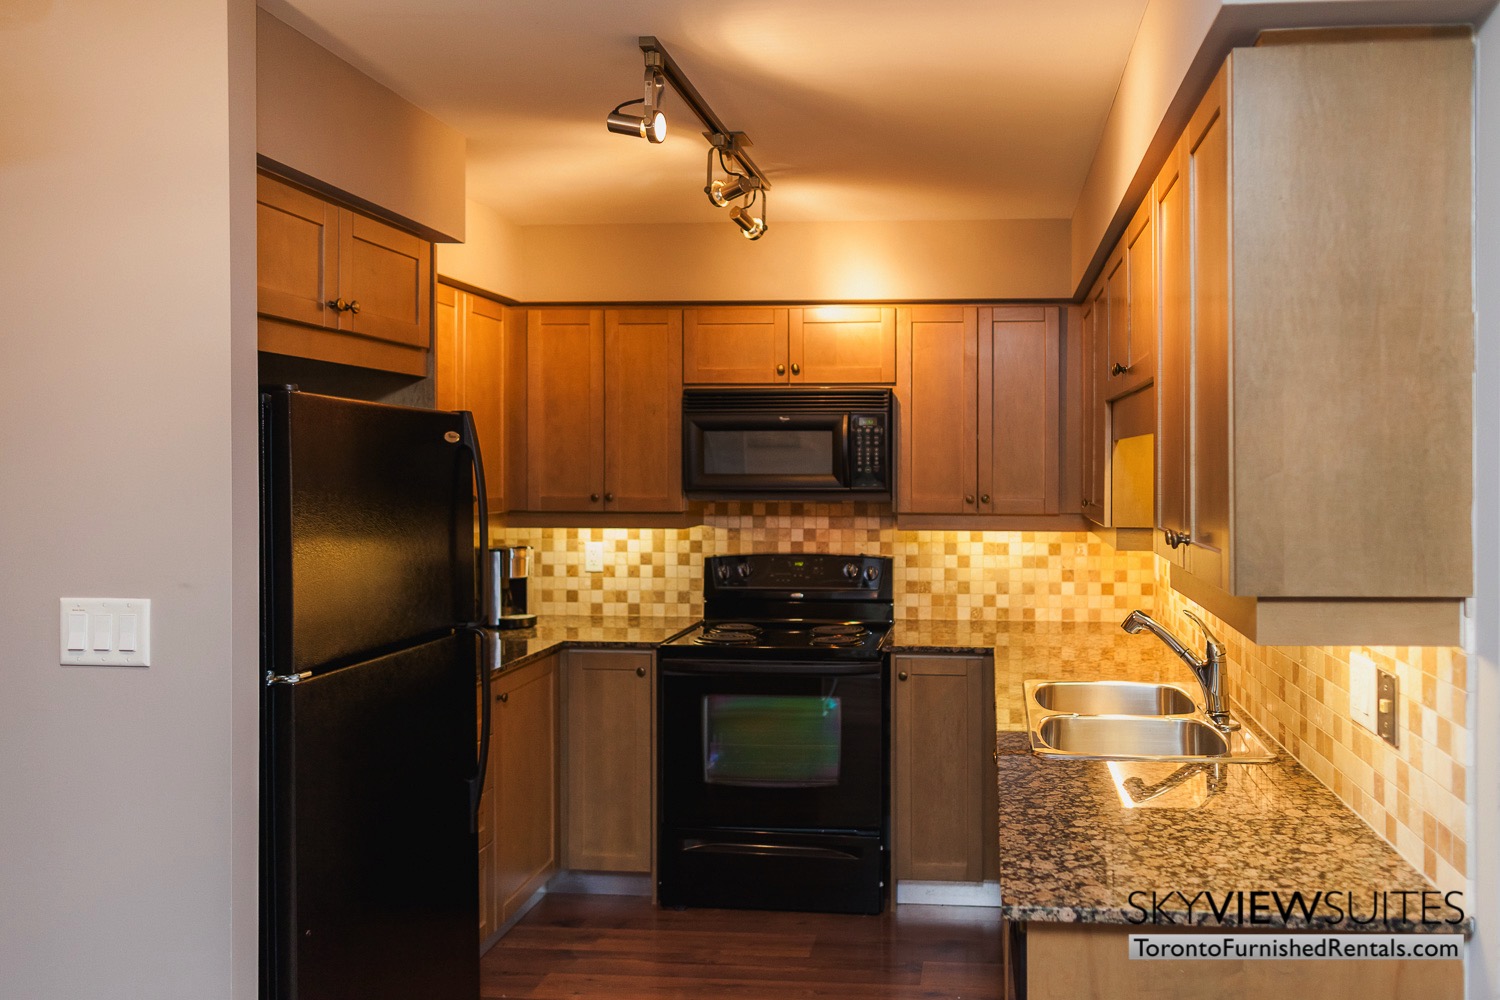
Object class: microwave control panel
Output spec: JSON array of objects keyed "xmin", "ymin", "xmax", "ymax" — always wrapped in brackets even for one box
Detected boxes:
[{"xmin": 849, "ymin": 413, "xmax": 887, "ymax": 488}]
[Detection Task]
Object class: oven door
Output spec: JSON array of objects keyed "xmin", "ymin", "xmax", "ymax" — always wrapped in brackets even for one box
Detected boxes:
[
  {"xmin": 658, "ymin": 660, "xmax": 886, "ymax": 832},
  {"xmin": 683, "ymin": 412, "xmax": 851, "ymax": 494}
]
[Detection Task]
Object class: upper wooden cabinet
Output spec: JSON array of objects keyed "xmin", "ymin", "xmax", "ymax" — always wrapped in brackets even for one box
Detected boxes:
[
  {"xmin": 435, "ymin": 283, "xmax": 518, "ymax": 511},
  {"xmin": 256, "ymin": 172, "xmax": 432, "ymax": 376},
  {"xmin": 684, "ymin": 306, "xmax": 896, "ymax": 385},
  {"xmin": 525, "ymin": 308, "xmax": 684, "ymax": 513},
  {"xmin": 1079, "ymin": 285, "xmax": 1107, "ymax": 524},
  {"xmin": 1154, "ymin": 35, "xmax": 1473, "ymax": 645},
  {"xmin": 898, "ymin": 305, "xmax": 1060, "ymax": 517},
  {"xmin": 1113, "ymin": 198, "xmax": 1155, "ymax": 397}
]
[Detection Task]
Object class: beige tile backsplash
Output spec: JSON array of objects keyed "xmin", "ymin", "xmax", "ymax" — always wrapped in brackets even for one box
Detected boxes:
[{"xmin": 491, "ymin": 504, "xmax": 1466, "ymax": 892}]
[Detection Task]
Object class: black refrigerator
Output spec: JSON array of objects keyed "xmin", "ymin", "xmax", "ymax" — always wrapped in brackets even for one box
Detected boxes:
[{"xmin": 259, "ymin": 387, "xmax": 490, "ymax": 1000}]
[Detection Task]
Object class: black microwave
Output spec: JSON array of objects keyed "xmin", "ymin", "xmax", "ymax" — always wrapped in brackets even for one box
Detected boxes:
[{"xmin": 682, "ymin": 387, "xmax": 892, "ymax": 500}]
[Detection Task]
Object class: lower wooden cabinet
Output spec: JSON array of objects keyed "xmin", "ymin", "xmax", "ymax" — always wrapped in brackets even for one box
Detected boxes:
[
  {"xmin": 479, "ymin": 654, "xmax": 558, "ymax": 942},
  {"xmin": 891, "ymin": 654, "xmax": 997, "ymax": 882},
  {"xmin": 561, "ymin": 649, "xmax": 653, "ymax": 872}
]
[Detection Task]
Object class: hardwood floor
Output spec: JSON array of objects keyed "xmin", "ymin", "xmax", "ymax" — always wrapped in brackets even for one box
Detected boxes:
[{"xmin": 480, "ymin": 893, "xmax": 1006, "ymax": 1000}]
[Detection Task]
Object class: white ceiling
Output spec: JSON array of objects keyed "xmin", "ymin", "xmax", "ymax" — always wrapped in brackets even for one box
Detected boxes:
[{"xmin": 260, "ymin": 0, "xmax": 1152, "ymax": 227}]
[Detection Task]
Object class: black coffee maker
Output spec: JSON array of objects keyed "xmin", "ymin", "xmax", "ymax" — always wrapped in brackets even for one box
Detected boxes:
[{"xmin": 486, "ymin": 545, "xmax": 537, "ymax": 629}]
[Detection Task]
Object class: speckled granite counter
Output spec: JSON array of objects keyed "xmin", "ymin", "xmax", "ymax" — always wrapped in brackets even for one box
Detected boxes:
[
  {"xmin": 480, "ymin": 615, "xmax": 698, "ymax": 672},
  {"xmin": 949, "ymin": 624, "xmax": 1459, "ymax": 933}
]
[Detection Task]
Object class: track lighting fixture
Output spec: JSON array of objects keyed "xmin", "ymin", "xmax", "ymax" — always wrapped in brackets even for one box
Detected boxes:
[
  {"xmin": 605, "ymin": 52, "xmax": 667, "ymax": 143},
  {"xmin": 607, "ymin": 36, "xmax": 774, "ymax": 240}
]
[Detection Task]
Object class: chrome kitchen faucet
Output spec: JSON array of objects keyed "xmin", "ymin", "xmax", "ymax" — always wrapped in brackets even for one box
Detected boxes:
[{"xmin": 1121, "ymin": 610, "xmax": 1240, "ymax": 732}]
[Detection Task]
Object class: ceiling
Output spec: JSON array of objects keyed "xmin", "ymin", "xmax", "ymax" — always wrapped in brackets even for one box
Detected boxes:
[{"xmin": 260, "ymin": 0, "xmax": 1153, "ymax": 228}]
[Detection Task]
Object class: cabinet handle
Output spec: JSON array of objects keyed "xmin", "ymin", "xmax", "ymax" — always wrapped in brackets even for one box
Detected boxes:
[
  {"xmin": 964, "ymin": 494, "xmax": 975, "ymax": 504},
  {"xmin": 496, "ymin": 692, "xmax": 508, "ymax": 704},
  {"xmin": 326, "ymin": 298, "xmax": 347, "ymax": 312},
  {"xmin": 590, "ymin": 493, "xmax": 600, "ymax": 503},
  {"xmin": 635, "ymin": 666, "xmax": 646, "ymax": 677},
  {"xmin": 791, "ymin": 363, "xmax": 801, "ymax": 376},
  {"xmin": 605, "ymin": 492, "xmax": 614, "ymax": 502},
  {"xmin": 347, "ymin": 299, "xmax": 360, "ymax": 315},
  {"xmin": 1110, "ymin": 362, "xmax": 1129, "ymax": 376},
  {"xmin": 898, "ymin": 671, "xmax": 909, "ymax": 682},
  {"xmin": 980, "ymin": 494, "xmax": 990, "ymax": 504},
  {"xmin": 1163, "ymin": 528, "xmax": 1193, "ymax": 549},
  {"xmin": 776, "ymin": 363, "xmax": 786, "ymax": 376}
]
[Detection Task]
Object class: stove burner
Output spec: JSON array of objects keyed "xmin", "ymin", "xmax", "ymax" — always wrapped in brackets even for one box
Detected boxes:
[
  {"xmin": 810, "ymin": 634, "xmax": 862, "ymax": 646},
  {"xmin": 696, "ymin": 622, "xmax": 765, "ymax": 646},
  {"xmin": 810, "ymin": 624, "xmax": 866, "ymax": 637}
]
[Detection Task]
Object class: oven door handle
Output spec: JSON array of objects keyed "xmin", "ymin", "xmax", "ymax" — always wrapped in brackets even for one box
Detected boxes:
[
  {"xmin": 680, "ymin": 840, "xmax": 865, "ymax": 862},
  {"xmin": 660, "ymin": 662, "xmax": 883, "ymax": 678}
]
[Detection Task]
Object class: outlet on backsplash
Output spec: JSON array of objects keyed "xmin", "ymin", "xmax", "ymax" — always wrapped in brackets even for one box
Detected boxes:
[{"xmin": 584, "ymin": 540, "xmax": 604, "ymax": 573}]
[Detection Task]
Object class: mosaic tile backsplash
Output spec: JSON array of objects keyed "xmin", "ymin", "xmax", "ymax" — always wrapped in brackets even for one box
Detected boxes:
[{"xmin": 490, "ymin": 502, "xmax": 1466, "ymax": 893}]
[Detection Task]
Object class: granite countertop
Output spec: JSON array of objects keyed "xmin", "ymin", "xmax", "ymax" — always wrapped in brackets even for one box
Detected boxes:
[
  {"xmin": 481, "ymin": 615, "xmax": 699, "ymax": 672},
  {"xmin": 979, "ymin": 625, "xmax": 1458, "ymax": 934}
]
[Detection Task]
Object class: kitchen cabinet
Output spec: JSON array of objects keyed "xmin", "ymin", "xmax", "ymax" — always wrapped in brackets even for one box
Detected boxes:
[
  {"xmin": 898, "ymin": 305, "xmax": 1060, "ymax": 517},
  {"xmin": 683, "ymin": 305, "xmax": 896, "ymax": 384},
  {"xmin": 436, "ymin": 283, "xmax": 519, "ymax": 511},
  {"xmin": 1078, "ymin": 286, "xmax": 1107, "ymax": 524},
  {"xmin": 479, "ymin": 654, "xmax": 557, "ymax": 943},
  {"xmin": 256, "ymin": 171, "xmax": 432, "ymax": 377},
  {"xmin": 524, "ymin": 308, "xmax": 684, "ymax": 513},
  {"xmin": 1153, "ymin": 34, "xmax": 1472, "ymax": 646},
  {"xmin": 891, "ymin": 655, "xmax": 996, "ymax": 883},
  {"xmin": 1020, "ymin": 923, "xmax": 1460, "ymax": 1000},
  {"xmin": 560, "ymin": 649, "xmax": 653, "ymax": 873},
  {"xmin": 1112, "ymin": 197, "xmax": 1155, "ymax": 398}
]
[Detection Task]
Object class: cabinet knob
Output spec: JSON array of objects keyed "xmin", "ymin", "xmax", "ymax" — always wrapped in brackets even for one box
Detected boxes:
[
  {"xmin": 1110, "ymin": 362, "xmax": 1129, "ymax": 376},
  {"xmin": 898, "ymin": 671, "xmax": 909, "ymax": 682},
  {"xmin": 605, "ymin": 492, "xmax": 614, "ymax": 503},
  {"xmin": 496, "ymin": 692, "xmax": 508, "ymax": 704},
  {"xmin": 980, "ymin": 494, "xmax": 990, "ymax": 504},
  {"xmin": 791, "ymin": 362, "xmax": 801, "ymax": 376},
  {"xmin": 1163, "ymin": 528, "xmax": 1193, "ymax": 549},
  {"xmin": 776, "ymin": 363, "xmax": 786, "ymax": 376},
  {"xmin": 590, "ymin": 493, "xmax": 600, "ymax": 503},
  {"xmin": 326, "ymin": 297, "xmax": 347, "ymax": 312},
  {"xmin": 635, "ymin": 666, "xmax": 646, "ymax": 677},
  {"xmin": 964, "ymin": 494, "xmax": 975, "ymax": 505},
  {"xmin": 347, "ymin": 299, "xmax": 360, "ymax": 315}
]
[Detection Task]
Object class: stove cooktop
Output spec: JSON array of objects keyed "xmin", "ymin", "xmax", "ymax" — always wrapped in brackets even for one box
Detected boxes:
[{"xmin": 659, "ymin": 618, "xmax": 892, "ymax": 661}]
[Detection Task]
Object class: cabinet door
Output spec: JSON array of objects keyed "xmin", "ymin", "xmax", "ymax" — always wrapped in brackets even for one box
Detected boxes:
[
  {"xmin": 256, "ymin": 173, "xmax": 338, "ymax": 330},
  {"xmin": 1082, "ymin": 283, "xmax": 1108, "ymax": 523},
  {"xmin": 1116, "ymin": 199, "xmax": 1156, "ymax": 397},
  {"xmin": 526, "ymin": 309, "xmax": 605, "ymax": 511},
  {"xmin": 603, "ymin": 309, "xmax": 685, "ymax": 512},
  {"xmin": 981, "ymin": 306, "xmax": 1059, "ymax": 515},
  {"xmin": 435, "ymin": 285, "xmax": 507, "ymax": 511},
  {"xmin": 563, "ymin": 650, "xmax": 653, "ymax": 873},
  {"xmin": 493, "ymin": 658, "xmax": 558, "ymax": 926},
  {"xmin": 892, "ymin": 655, "xmax": 990, "ymax": 882},
  {"xmin": 338, "ymin": 211, "xmax": 432, "ymax": 352},
  {"xmin": 898, "ymin": 306, "xmax": 978, "ymax": 514},
  {"xmin": 1101, "ymin": 244, "xmax": 1128, "ymax": 400},
  {"xmin": 1155, "ymin": 138, "xmax": 1192, "ymax": 567},
  {"xmin": 790, "ymin": 306, "xmax": 897, "ymax": 383},
  {"xmin": 1187, "ymin": 69, "xmax": 1231, "ymax": 591},
  {"xmin": 682, "ymin": 307, "xmax": 789, "ymax": 384}
]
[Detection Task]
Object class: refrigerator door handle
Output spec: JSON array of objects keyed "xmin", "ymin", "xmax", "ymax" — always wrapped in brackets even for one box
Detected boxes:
[
  {"xmin": 456, "ymin": 409, "xmax": 489, "ymax": 625},
  {"xmin": 464, "ymin": 624, "xmax": 491, "ymax": 834}
]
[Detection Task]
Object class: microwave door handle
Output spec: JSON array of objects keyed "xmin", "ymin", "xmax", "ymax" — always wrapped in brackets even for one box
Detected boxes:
[{"xmin": 833, "ymin": 413, "xmax": 850, "ymax": 485}]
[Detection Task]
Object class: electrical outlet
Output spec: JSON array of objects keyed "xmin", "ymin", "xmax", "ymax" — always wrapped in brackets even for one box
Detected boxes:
[
  {"xmin": 584, "ymin": 540, "xmax": 604, "ymax": 573},
  {"xmin": 1349, "ymin": 651, "xmax": 1377, "ymax": 733}
]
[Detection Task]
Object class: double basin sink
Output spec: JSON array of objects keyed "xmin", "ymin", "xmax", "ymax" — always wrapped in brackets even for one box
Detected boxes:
[{"xmin": 1024, "ymin": 680, "xmax": 1274, "ymax": 763}]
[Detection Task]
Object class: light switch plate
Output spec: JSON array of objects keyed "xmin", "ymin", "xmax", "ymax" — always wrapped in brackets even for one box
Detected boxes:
[
  {"xmin": 1350, "ymin": 651, "xmax": 1377, "ymax": 733},
  {"xmin": 60, "ymin": 598, "xmax": 151, "ymax": 666},
  {"xmin": 584, "ymin": 540, "xmax": 604, "ymax": 573},
  {"xmin": 1375, "ymin": 668, "xmax": 1399, "ymax": 747}
]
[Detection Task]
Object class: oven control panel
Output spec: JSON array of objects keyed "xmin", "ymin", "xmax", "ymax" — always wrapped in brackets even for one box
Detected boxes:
[
  {"xmin": 706, "ymin": 553, "xmax": 891, "ymax": 595},
  {"xmin": 848, "ymin": 413, "xmax": 887, "ymax": 489}
]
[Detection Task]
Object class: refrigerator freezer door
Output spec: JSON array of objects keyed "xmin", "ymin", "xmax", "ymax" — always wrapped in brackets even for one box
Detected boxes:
[
  {"xmin": 261, "ymin": 389, "xmax": 478, "ymax": 676},
  {"xmin": 263, "ymin": 632, "xmax": 478, "ymax": 1000}
]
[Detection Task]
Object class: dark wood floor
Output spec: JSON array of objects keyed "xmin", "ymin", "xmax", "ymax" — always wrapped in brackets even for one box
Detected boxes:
[{"xmin": 481, "ymin": 893, "xmax": 1005, "ymax": 1000}]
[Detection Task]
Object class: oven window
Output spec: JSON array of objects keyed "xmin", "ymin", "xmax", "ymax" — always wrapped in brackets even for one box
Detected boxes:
[
  {"xmin": 702, "ymin": 694, "xmax": 842, "ymax": 787},
  {"xmin": 701, "ymin": 429, "xmax": 835, "ymax": 477}
]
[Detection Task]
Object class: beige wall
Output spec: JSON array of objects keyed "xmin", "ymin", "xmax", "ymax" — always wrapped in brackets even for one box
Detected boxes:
[
  {"xmin": 0, "ymin": 0, "xmax": 258, "ymax": 997},
  {"xmin": 257, "ymin": 7, "xmax": 467, "ymax": 241},
  {"xmin": 435, "ymin": 198, "xmax": 527, "ymax": 300},
  {"xmin": 456, "ymin": 217, "xmax": 1071, "ymax": 303}
]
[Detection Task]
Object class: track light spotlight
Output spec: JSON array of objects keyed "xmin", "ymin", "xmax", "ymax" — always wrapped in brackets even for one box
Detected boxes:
[
  {"xmin": 606, "ymin": 57, "xmax": 667, "ymax": 143},
  {"xmin": 708, "ymin": 174, "xmax": 758, "ymax": 208},
  {"xmin": 729, "ymin": 200, "xmax": 767, "ymax": 241}
]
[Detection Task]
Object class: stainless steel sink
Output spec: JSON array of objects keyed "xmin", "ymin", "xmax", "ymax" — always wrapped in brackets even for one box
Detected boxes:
[
  {"xmin": 1029, "ymin": 680, "xmax": 1197, "ymax": 717},
  {"xmin": 1035, "ymin": 715, "xmax": 1230, "ymax": 758},
  {"xmin": 1022, "ymin": 679, "xmax": 1275, "ymax": 763}
]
